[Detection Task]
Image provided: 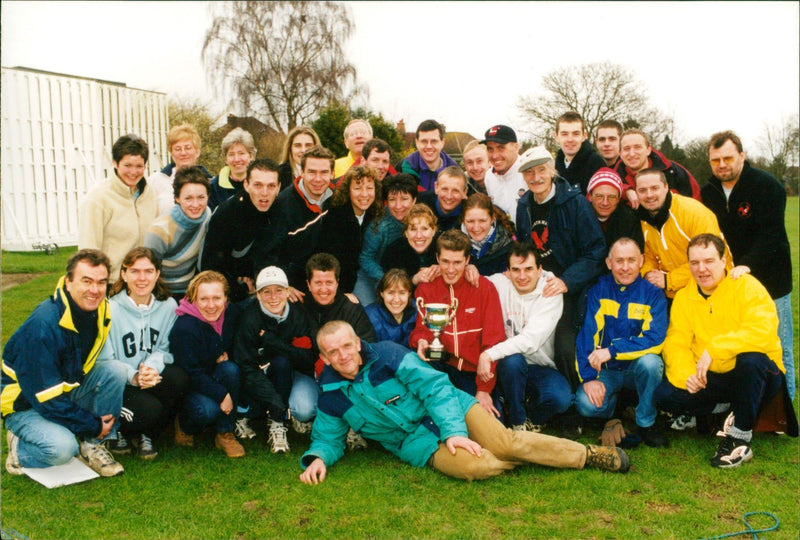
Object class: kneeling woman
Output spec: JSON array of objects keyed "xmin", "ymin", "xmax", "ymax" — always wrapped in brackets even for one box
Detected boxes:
[
  {"xmin": 233, "ymin": 266, "xmax": 319, "ymax": 453},
  {"xmin": 99, "ymin": 248, "xmax": 190, "ymax": 460},
  {"xmin": 365, "ymin": 269, "xmax": 416, "ymax": 347},
  {"xmin": 170, "ymin": 271, "xmax": 245, "ymax": 458}
]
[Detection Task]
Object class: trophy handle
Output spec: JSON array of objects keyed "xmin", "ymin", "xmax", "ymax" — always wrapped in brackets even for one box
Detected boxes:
[
  {"xmin": 449, "ymin": 297, "xmax": 459, "ymax": 319},
  {"xmin": 416, "ymin": 297, "xmax": 426, "ymax": 318}
]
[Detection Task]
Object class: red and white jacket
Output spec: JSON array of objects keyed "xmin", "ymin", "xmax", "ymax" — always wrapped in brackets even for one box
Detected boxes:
[{"xmin": 410, "ymin": 275, "xmax": 505, "ymax": 393}]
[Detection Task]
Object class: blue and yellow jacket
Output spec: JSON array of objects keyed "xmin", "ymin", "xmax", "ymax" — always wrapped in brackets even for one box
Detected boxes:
[
  {"xmin": 576, "ymin": 274, "xmax": 667, "ymax": 382},
  {"xmin": 1, "ymin": 277, "xmax": 110, "ymax": 438},
  {"xmin": 301, "ymin": 341, "xmax": 476, "ymax": 470}
]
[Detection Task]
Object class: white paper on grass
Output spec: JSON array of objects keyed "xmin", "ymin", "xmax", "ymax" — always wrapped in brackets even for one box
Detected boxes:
[{"xmin": 22, "ymin": 457, "xmax": 99, "ymax": 488}]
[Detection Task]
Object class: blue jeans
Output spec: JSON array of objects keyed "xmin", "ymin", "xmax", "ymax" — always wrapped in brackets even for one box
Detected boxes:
[
  {"xmin": 775, "ymin": 294, "xmax": 795, "ymax": 400},
  {"xmin": 288, "ymin": 372, "xmax": 319, "ymax": 422},
  {"xmin": 241, "ymin": 355, "xmax": 320, "ymax": 422},
  {"xmin": 4, "ymin": 360, "xmax": 127, "ymax": 468},
  {"xmin": 180, "ymin": 361, "xmax": 241, "ymax": 434},
  {"xmin": 575, "ymin": 353, "xmax": 663, "ymax": 428},
  {"xmin": 655, "ymin": 352, "xmax": 783, "ymax": 432},
  {"xmin": 496, "ymin": 354, "xmax": 573, "ymax": 425},
  {"xmin": 268, "ymin": 357, "xmax": 319, "ymax": 421}
]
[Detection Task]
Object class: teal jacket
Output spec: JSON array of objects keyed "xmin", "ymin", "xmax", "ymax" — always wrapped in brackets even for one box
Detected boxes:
[{"xmin": 301, "ymin": 341, "xmax": 477, "ymax": 469}]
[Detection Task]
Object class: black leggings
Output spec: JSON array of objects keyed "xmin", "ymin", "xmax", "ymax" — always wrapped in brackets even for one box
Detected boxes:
[{"xmin": 120, "ymin": 364, "xmax": 190, "ymax": 438}]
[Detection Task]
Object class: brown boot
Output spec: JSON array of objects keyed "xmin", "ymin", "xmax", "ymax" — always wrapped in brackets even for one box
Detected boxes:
[
  {"xmin": 215, "ymin": 432, "xmax": 245, "ymax": 458},
  {"xmin": 174, "ymin": 416, "xmax": 194, "ymax": 447}
]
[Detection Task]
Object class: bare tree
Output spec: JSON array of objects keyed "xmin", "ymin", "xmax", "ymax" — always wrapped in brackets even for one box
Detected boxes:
[
  {"xmin": 203, "ymin": 1, "xmax": 363, "ymax": 132},
  {"xmin": 757, "ymin": 115, "xmax": 799, "ymax": 185},
  {"xmin": 517, "ymin": 62, "xmax": 674, "ymax": 147}
]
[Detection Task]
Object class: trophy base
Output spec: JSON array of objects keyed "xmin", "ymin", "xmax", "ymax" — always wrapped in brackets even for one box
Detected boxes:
[{"xmin": 427, "ymin": 348, "xmax": 445, "ymax": 362}]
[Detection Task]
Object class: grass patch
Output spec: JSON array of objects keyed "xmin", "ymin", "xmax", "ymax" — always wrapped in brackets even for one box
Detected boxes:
[
  {"xmin": 1, "ymin": 246, "xmax": 76, "ymax": 274},
  {"xmin": 1, "ymin": 200, "xmax": 798, "ymax": 539}
]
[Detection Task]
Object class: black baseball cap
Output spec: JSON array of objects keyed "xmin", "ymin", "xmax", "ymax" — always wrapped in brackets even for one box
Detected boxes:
[{"xmin": 481, "ymin": 124, "xmax": 517, "ymax": 144}]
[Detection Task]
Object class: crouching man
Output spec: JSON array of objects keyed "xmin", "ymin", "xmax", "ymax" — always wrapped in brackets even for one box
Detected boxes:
[
  {"xmin": 655, "ymin": 234, "xmax": 795, "ymax": 468},
  {"xmin": 2, "ymin": 249, "xmax": 128, "ymax": 477},
  {"xmin": 299, "ymin": 321, "xmax": 629, "ymax": 484},
  {"xmin": 574, "ymin": 238, "xmax": 669, "ymax": 447}
]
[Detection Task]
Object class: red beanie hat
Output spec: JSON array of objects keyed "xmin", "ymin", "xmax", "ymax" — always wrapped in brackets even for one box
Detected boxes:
[{"xmin": 587, "ymin": 168, "xmax": 624, "ymax": 196}]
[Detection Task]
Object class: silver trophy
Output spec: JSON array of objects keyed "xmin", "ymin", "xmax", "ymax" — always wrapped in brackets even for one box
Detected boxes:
[{"xmin": 416, "ymin": 297, "xmax": 458, "ymax": 361}]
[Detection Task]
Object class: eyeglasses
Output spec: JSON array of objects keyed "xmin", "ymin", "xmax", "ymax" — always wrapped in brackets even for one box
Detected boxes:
[
  {"xmin": 710, "ymin": 156, "xmax": 736, "ymax": 166},
  {"xmin": 591, "ymin": 194, "xmax": 620, "ymax": 202}
]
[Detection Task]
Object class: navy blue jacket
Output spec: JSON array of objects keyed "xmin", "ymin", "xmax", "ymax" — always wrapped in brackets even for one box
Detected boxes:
[
  {"xmin": 1, "ymin": 278, "xmax": 111, "ymax": 438},
  {"xmin": 470, "ymin": 223, "xmax": 513, "ymax": 276},
  {"xmin": 515, "ymin": 178, "xmax": 606, "ymax": 294},
  {"xmin": 170, "ymin": 303, "xmax": 242, "ymax": 404},
  {"xmin": 365, "ymin": 303, "xmax": 416, "ymax": 347}
]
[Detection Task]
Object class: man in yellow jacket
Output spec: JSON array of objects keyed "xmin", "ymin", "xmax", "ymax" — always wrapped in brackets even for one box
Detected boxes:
[
  {"xmin": 635, "ymin": 168, "xmax": 732, "ymax": 298},
  {"xmin": 655, "ymin": 234, "xmax": 786, "ymax": 468}
]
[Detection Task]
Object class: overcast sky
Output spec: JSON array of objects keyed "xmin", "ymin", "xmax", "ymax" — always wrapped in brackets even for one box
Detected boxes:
[{"xmin": 2, "ymin": 1, "xmax": 798, "ymax": 153}]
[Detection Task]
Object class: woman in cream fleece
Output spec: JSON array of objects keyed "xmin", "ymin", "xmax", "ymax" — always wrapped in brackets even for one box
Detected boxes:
[{"xmin": 78, "ymin": 134, "xmax": 158, "ymax": 283}]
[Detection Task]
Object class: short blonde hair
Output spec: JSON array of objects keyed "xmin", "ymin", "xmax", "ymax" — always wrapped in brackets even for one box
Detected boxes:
[
  {"xmin": 462, "ymin": 140, "xmax": 487, "ymax": 157},
  {"xmin": 403, "ymin": 203, "xmax": 438, "ymax": 231},
  {"xmin": 184, "ymin": 270, "xmax": 229, "ymax": 303},
  {"xmin": 317, "ymin": 320, "xmax": 357, "ymax": 355},
  {"xmin": 168, "ymin": 124, "xmax": 201, "ymax": 153}
]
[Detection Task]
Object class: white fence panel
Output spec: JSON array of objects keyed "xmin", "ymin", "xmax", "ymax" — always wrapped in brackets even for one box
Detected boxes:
[{"xmin": 1, "ymin": 67, "xmax": 168, "ymax": 251}]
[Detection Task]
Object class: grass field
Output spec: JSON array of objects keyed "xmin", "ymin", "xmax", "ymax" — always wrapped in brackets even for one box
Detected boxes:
[{"xmin": 1, "ymin": 201, "xmax": 798, "ymax": 539}]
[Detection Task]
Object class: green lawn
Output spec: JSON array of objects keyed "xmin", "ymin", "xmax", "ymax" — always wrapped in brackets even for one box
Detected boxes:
[{"xmin": 1, "ymin": 201, "xmax": 798, "ymax": 539}]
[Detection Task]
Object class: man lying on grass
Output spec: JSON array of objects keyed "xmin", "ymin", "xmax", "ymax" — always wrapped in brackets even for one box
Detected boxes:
[{"xmin": 299, "ymin": 321, "xmax": 629, "ymax": 484}]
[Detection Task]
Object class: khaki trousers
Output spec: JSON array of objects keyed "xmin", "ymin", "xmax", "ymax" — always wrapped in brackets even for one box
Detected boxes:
[{"xmin": 429, "ymin": 404, "xmax": 587, "ymax": 481}]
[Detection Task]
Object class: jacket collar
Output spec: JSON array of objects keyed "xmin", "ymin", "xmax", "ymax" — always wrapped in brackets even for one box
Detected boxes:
[
  {"xmin": 638, "ymin": 191, "xmax": 672, "ymax": 228},
  {"xmin": 110, "ymin": 174, "xmax": 147, "ymax": 198},
  {"xmin": 53, "ymin": 276, "xmax": 111, "ymax": 373}
]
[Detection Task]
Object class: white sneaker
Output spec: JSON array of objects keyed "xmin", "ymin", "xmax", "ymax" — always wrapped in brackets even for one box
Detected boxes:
[
  {"xmin": 267, "ymin": 421, "xmax": 290, "ymax": 454},
  {"xmin": 79, "ymin": 441, "xmax": 124, "ymax": 477},
  {"xmin": 234, "ymin": 418, "xmax": 257, "ymax": 440},
  {"xmin": 346, "ymin": 428, "xmax": 368, "ymax": 451},
  {"xmin": 670, "ymin": 414, "xmax": 696, "ymax": 431},
  {"xmin": 5, "ymin": 431, "xmax": 23, "ymax": 475},
  {"xmin": 291, "ymin": 417, "xmax": 313, "ymax": 435}
]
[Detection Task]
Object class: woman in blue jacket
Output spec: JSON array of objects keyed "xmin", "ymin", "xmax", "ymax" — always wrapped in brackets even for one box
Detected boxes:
[
  {"xmin": 99, "ymin": 247, "xmax": 189, "ymax": 460},
  {"xmin": 170, "ymin": 271, "xmax": 245, "ymax": 458},
  {"xmin": 365, "ymin": 269, "xmax": 416, "ymax": 347}
]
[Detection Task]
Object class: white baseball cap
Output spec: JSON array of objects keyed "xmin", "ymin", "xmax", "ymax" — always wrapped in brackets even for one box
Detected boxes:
[{"xmin": 256, "ymin": 266, "xmax": 288, "ymax": 290}]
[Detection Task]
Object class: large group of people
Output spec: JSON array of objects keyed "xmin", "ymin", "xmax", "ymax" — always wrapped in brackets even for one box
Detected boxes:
[{"xmin": 2, "ymin": 114, "xmax": 795, "ymax": 485}]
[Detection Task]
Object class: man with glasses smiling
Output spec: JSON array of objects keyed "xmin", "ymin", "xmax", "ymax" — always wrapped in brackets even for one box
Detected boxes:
[
  {"xmin": 587, "ymin": 168, "xmax": 644, "ymax": 255},
  {"xmin": 701, "ymin": 131, "xmax": 795, "ymax": 400},
  {"xmin": 400, "ymin": 119, "xmax": 458, "ymax": 191}
]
